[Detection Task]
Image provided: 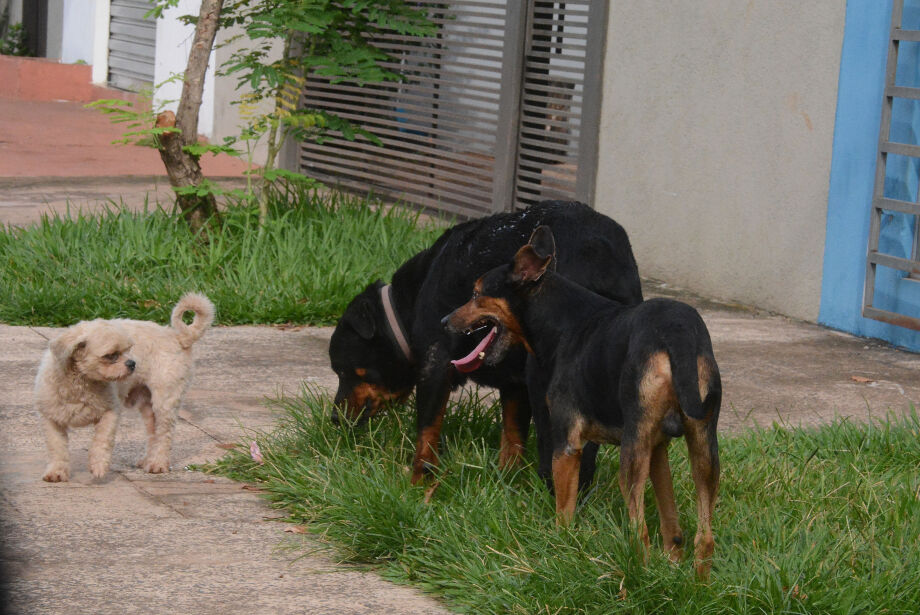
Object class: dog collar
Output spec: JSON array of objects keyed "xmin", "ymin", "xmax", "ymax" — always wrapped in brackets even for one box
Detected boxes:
[{"xmin": 380, "ymin": 284, "xmax": 414, "ymax": 364}]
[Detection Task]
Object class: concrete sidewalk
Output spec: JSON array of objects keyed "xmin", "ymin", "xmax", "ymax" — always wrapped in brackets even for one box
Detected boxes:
[
  {"xmin": 1, "ymin": 325, "xmax": 449, "ymax": 614},
  {"xmin": 2, "ymin": 96, "xmax": 920, "ymax": 614}
]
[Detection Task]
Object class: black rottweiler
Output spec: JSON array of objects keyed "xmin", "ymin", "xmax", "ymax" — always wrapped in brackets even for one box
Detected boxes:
[
  {"xmin": 444, "ymin": 226, "xmax": 721, "ymax": 579},
  {"xmin": 329, "ymin": 201, "xmax": 643, "ymax": 484}
]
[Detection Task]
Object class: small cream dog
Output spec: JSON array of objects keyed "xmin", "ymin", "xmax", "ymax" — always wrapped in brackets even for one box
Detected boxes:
[{"xmin": 34, "ymin": 293, "xmax": 215, "ymax": 482}]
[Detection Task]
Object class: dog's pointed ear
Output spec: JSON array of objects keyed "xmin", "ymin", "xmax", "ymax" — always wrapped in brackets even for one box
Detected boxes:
[
  {"xmin": 50, "ymin": 325, "xmax": 87, "ymax": 364},
  {"xmin": 512, "ymin": 226, "xmax": 556, "ymax": 284},
  {"xmin": 529, "ymin": 225, "xmax": 556, "ymax": 263}
]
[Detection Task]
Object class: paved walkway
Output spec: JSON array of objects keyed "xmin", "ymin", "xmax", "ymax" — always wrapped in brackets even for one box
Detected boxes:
[{"xmin": 2, "ymin": 96, "xmax": 920, "ymax": 614}]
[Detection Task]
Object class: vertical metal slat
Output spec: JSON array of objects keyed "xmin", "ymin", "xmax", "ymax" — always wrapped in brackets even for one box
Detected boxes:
[{"xmin": 492, "ymin": 1, "xmax": 528, "ymax": 213}]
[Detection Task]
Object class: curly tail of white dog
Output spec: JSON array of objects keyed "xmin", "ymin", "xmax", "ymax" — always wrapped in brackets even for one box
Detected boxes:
[{"xmin": 170, "ymin": 292, "xmax": 215, "ymax": 349}]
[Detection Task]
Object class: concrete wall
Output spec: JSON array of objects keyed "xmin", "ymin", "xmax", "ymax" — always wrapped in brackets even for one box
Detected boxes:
[{"xmin": 594, "ymin": 2, "xmax": 846, "ymax": 321}]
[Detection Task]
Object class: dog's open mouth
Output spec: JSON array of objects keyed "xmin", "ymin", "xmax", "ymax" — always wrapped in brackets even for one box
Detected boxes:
[{"xmin": 451, "ymin": 321, "xmax": 499, "ymax": 373}]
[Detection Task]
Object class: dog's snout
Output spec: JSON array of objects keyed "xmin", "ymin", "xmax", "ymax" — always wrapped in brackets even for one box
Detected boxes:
[
  {"xmin": 125, "ymin": 359, "xmax": 136, "ymax": 372},
  {"xmin": 440, "ymin": 313, "xmax": 452, "ymax": 327}
]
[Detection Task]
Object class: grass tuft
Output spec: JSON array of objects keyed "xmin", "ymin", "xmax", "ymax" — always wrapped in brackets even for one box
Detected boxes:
[
  {"xmin": 206, "ymin": 391, "xmax": 920, "ymax": 614},
  {"xmin": 0, "ymin": 187, "xmax": 444, "ymax": 326}
]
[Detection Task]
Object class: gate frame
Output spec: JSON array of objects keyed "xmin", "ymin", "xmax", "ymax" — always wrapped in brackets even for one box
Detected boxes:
[{"xmin": 863, "ymin": 0, "xmax": 920, "ymax": 331}]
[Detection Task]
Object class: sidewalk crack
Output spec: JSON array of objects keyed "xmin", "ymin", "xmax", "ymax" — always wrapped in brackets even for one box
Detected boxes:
[
  {"xmin": 179, "ymin": 415, "xmax": 221, "ymax": 443},
  {"xmin": 116, "ymin": 472, "xmax": 189, "ymax": 519}
]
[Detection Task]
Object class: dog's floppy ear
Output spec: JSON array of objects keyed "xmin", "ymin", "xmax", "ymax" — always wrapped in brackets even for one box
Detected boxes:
[
  {"xmin": 512, "ymin": 226, "xmax": 556, "ymax": 284},
  {"xmin": 344, "ymin": 293, "xmax": 377, "ymax": 340},
  {"xmin": 50, "ymin": 325, "xmax": 87, "ymax": 364}
]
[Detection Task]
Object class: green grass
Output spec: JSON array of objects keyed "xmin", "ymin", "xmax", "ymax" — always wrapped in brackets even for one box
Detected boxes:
[
  {"xmin": 206, "ymin": 390, "xmax": 920, "ymax": 615},
  {"xmin": 0, "ymin": 187, "xmax": 444, "ymax": 326}
]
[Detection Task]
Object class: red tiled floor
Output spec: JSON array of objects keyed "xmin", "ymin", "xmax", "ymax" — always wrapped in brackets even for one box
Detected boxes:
[{"xmin": 0, "ymin": 98, "xmax": 252, "ymax": 178}]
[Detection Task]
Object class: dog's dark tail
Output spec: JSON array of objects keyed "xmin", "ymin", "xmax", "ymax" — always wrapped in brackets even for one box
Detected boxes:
[
  {"xmin": 170, "ymin": 292, "xmax": 215, "ymax": 349},
  {"xmin": 662, "ymin": 323, "xmax": 718, "ymax": 421}
]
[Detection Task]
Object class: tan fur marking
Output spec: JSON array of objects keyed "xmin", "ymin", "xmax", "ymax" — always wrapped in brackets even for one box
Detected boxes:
[
  {"xmin": 649, "ymin": 442, "xmax": 683, "ymax": 563},
  {"xmin": 619, "ymin": 443, "xmax": 652, "ymax": 553},
  {"xmin": 448, "ymin": 295, "xmax": 534, "ymax": 354},
  {"xmin": 344, "ymin": 382, "xmax": 407, "ymax": 419},
  {"xmin": 498, "ymin": 397, "xmax": 525, "ymax": 468},
  {"xmin": 637, "ymin": 351, "xmax": 677, "ymax": 448},
  {"xmin": 552, "ymin": 449, "xmax": 582, "ymax": 523},
  {"xmin": 411, "ymin": 389, "xmax": 450, "ymax": 484},
  {"xmin": 697, "ymin": 355, "xmax": 711, "ymax": 403},
  {"xmin": 684, "ymin": 420, "xmax": 719, "ymax": 579},
  {"xmin": 476, "ymin": 297, "xmax": 532, "ymax": 353}
]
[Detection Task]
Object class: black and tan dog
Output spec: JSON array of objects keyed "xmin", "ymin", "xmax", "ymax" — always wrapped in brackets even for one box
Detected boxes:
[
  {"xmin": 445, "ymin": 226, "xmax": 721, "ymax": 578},
  {"xmin": 329, "ymin": 201, "xmax": 643, "ymax": 484}
]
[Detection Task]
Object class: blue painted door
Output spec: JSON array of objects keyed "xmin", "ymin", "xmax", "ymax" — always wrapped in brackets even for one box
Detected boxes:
[{"xmin": 821, "ymin": 0, "xmax": 920, "ymax": 351}]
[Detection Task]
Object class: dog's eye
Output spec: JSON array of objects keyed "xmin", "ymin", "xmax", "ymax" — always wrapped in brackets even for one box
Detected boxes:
[{"xmin": 103, "ymin": 352, "xmax": 120, "ymax": 362}]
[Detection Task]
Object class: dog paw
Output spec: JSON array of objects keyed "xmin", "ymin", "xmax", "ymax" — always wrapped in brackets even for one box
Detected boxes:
[
  {"xmin": 89, "ymin": 458, "xmax": 110, "ymax": 479},
  {"xmin": 498, "ymin": 443, "xmax": 525, "ymax": 469},
  {"xmin": 142, "ymin": 459, "xmax": 170, "ymax": 474},
  {"xmin": 42, "ymin": 464, "xmax": 70, "ymax": 483}
]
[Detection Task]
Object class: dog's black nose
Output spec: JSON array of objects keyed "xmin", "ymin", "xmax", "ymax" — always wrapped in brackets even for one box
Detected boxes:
[
  {"xmin": 125, "ymin": 359, "xmax": 136, "ymax": 372},
  {"xmin": 440, "ymin": 313, "xmax": 451, "ymax": 327}
]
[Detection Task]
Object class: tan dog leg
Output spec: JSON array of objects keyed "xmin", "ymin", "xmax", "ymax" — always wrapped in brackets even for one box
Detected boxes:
[
  {"xmin": 498, "ymin": 395, "xmax": 527, "ymax": 469},
  {"xmin": 649, "ymin": 441, "xmax": 683, "ymax": 562},
  {"xmin": 141, "ymin": 389, "xmax": 182, "ymax": 473},
  {"xmin": 411, "ymin": 386, "xmax": 450, "ymax": 484},
  {"xmin": 88, "ymin": 410, "xmax": 119, "ymax": 478},
  {"xmin": 619, "ymin": 442, "xmax": 652, "ymax": 553},
  {"xmin": 686, "ymin": 421, "xmax": 719, "ymax": 580},
  {"xmin": 41, "ymin": 418, "xmax": 71, "ymax": 482},
  {"xmin": 552, "ymin": 448, "xmax": 582, "ymax": 524}
]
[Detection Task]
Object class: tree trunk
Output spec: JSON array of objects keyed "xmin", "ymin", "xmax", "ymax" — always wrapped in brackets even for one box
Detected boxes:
[{"xmin": 156, "ymin": 0, "xmax": 224, "ymax": 232}]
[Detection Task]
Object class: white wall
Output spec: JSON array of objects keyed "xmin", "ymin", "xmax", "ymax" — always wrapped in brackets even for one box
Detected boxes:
[
  {"xmin": 211, "ymin": 21, "xmax": 280, "ymax": 164},
  {"xmin": 153, "ymin": 0, "xmax": 215, "ymax": 137},
  {"xmin": 60, "ymin": 0, "xmax": 95, "ymax": 64},
  {"xmin": 90, "ymin": 0, "xmax": 109, "ymax": 83},
  {"xmin": 6, "ymin": 0, "xmax": 23, "ymax": 23},
  {"xmin": 55, "ymin": 0, "xmax": 109, "ymax": 83},
  {"xmin": 594, "ymin": 2, "xmax": 846, "ymax": 321}
]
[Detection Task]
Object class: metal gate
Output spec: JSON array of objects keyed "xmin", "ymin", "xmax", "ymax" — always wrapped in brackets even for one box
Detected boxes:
[
  {"xmin": 864, "ymin": 0, "xmax": 920, "ymax": 331},
  {"xmin": 295, "ymin": 1, "xmax": 606, "ymax": 218},
  {"xmin": 107, "ymin": 0, "xmax": 157, "ymax": 92}
]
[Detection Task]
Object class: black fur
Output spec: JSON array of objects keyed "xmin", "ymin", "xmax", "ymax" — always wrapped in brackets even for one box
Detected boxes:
[
  {"xmin": 447, "ymin": 226, "xmax": 720, "ymax": 486},
  {"xmin": 444, "ymin": 226, "xmax": 721, "ymax": 576},
  {"xmin": 328, "ymin": 201, "xmax": 643, "ymax": 482}
]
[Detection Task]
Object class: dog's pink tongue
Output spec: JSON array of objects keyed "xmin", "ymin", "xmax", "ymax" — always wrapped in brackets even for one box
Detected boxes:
[{"xmin": 451, "ymin": 327, "xmax": 498, "ymax": 373}]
